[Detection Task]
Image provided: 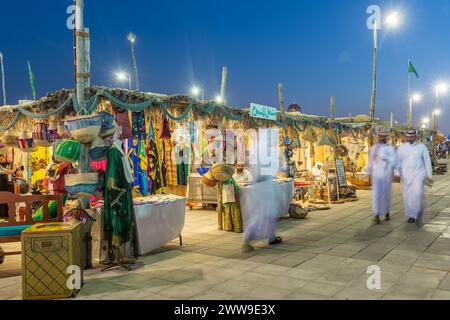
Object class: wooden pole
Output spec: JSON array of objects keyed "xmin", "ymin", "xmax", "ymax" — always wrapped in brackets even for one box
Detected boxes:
[
  {"xmin": 220, "ymin": 66, "xmax": 228, "ymax": 104},
  {"xmin": 369, "ymin": 21, "xmax": 378, "ymax": 146},
  {"xmin": 217, "ymin": 182, "xmax": 223, "ymax": 230},
  {"xmin": 0, "ymin": 52, "xmax": 6, "ymax": 105},
  {"xmin": 330, "ymin": 96, "xmax": 335, "ymax": 122},
  {"xmin": 278, "ymin": 83, "xmax": 284, "ymax": 113},
  {"xmin": 75, "ymin": 0, "xmax": 85, "ymax": 111}
]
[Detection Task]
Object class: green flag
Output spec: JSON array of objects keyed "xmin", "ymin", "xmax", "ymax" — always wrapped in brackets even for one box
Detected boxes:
[
  {"xmin": 408, "ymin": 60, "xmax": 419, "ymax": 79},
  {"xmin": 27, "ymin": 61, "xmax": 36, "ymax": 100}
]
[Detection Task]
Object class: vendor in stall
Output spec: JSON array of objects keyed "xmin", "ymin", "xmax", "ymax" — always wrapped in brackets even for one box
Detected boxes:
[
  {"xmin": 232, "ymin": 162, "xmax": 254, "ymax": 187},
  {"xmin": 311, "ymin": 162, "xmax": 326, "ymax": 182}
]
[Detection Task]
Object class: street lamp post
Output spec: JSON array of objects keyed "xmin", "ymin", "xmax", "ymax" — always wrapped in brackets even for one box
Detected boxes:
[
  {"xmin": 191, "ymin": 86, "xmax": 204, "ymax": 101},
  {"xmin": 408, "ymin": 93, "xmax": 422, "ymax": 128},
  {"xmin": 369, "ymin": 12, "xmax": 400, "ymax": 145},
  {"xmin": 127, "ymin": 32, "xmax": 139, "ymax": 91},
  {"xmin": 433, "ymin": 109, "xmax": 441, "ymax": 131},
  {"xmin": 0, "ymin": 52, "xmax": 6, "ymax": 105}
]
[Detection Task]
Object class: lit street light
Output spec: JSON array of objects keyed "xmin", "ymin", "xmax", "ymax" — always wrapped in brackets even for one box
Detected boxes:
[
  {"xmin": 215, "ymin": 95, "xmax": 224, "ymax": 104},
  {"xmin": 116, "ymin": 71, "xmax": 132, "ymax": 90},
  {"xmin": 127, "ymin": 32, "xmax": 140, "ymax": 91},
  {"xmin": 433, "ymin": 82, "xmax": 448, "ymax": 130},
  {"xmin": 191, "ymin": 86, "xmax": 204, "ymax": 101}
]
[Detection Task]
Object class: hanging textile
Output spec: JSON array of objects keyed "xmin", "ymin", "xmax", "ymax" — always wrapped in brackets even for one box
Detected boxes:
[
  {"xmin": 157, "ymin": 138, "xmax": 168, "ymax": 194},
  {"xmin": 127, "ymin": 139, "xmax": 149, "ymax": 196},
  {"xmin": 132, "ymin": 111, "xmax": 147, "ymax": 140},
  {"xmin": 103, "ymin": 144, "xmax": 135, "ymax": 248}
]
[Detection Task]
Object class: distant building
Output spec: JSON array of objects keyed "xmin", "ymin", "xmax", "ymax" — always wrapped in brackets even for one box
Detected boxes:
[{"xmin": 287, "ymin": 103, "xmax": 302, "ymax": 113}]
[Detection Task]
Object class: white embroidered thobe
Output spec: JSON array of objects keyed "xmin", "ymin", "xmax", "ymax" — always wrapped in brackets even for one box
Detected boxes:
[
  {"xmin": 367, "ymin": 143, "xmax": 398, "ymax": 216},
  {"xmin": 396, "ymin": 142, "xmax": 433, "ymax": 219}
]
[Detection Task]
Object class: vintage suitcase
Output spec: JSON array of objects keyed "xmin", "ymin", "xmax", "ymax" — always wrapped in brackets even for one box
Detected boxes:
[{"xmin": 21, "ymin": 222, "xmax": 83, "ymax": 300}]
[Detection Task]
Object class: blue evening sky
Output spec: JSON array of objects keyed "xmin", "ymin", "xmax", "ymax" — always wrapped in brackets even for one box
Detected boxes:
[{"xmin": 1, "ymin": 0, "xmax": 450, "ymax": 133}]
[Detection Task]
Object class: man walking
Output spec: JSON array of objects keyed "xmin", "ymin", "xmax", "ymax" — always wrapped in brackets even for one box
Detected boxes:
[
  {"xmin": 367, "ymin": 129, "xmax": 398, "ymax": 224},
  {"xmin": 396, "ymin": 130, "xmax": 433, "ymax": 223}
]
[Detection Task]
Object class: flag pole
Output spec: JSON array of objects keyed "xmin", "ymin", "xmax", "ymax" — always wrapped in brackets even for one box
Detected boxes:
[
  {"xmin": 408, "ymin": 60, "xmax": 413, "ymax": 128},
  {"xmin": 0, "ymin": 52, "xmax": 6, "ymax": 105}
]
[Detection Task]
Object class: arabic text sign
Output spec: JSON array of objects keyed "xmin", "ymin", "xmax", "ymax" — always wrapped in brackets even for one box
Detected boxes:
[{"xmin": 250, "ymin": 103, "xmax": 278, "ymax": 121}]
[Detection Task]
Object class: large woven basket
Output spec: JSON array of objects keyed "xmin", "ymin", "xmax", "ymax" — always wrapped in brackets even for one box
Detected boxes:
[
  {"xmin": 33, "ymin": 122, "xmax": 53, "ymax": 147},
  {"xmin": 201, "ymin": 171, "xmax": 218, "ymax": 187},
  {"xmin": 65, "ymin": 114, "xmax": 102, "ymax": 144},
  {"xmin": 3, "ymin": 131, "xmax": 18, "ymax": 147},
  {"xmin": 65, "ymin": 173, "xmax": 99, "ymax": 198},
  {"xmin": 210, "ymin": 164, "xmax": 235, "ymax": 182}
]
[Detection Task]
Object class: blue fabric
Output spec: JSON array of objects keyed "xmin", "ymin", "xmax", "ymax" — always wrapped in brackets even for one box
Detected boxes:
[{"xmin": 0, "ymin": 225, "xmax": 32, "ymax": 237}]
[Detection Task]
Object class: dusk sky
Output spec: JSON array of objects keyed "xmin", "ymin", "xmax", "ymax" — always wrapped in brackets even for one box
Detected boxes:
[{"xmin": 1, "ymin": 0, "xmax": 450, "ymax": 133}]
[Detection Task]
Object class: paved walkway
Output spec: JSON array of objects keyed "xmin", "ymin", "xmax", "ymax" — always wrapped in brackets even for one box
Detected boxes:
[{"xmin": 2, "ymin": 166, "xmax": 450, "ymax": 300}]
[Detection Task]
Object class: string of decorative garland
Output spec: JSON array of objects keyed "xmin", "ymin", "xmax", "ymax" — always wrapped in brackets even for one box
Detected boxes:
[
  {"xmin": 0, "ymin": 112, "xmax": 21, "ymax": 131},
  {"xmin": 17, "ymin": 94, "xmax": 73, "ymax": 119}
]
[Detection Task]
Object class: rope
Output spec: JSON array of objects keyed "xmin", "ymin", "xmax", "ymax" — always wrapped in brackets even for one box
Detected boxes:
[
  {"xmin": 17, "ymin": 94, "xmax": 73, "ymax": 119},
  {"xmin": 0, "ymin": 112, "xmax": 20, "ymax": 131}
]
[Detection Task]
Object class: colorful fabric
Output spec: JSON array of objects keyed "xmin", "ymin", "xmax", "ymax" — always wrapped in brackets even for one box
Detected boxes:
[
  {"xmin": 221, "ymin": 178, "xmax": 243, "ymax": 232},
  {"xmin": 132, "ymin": 111, "xmax": 147, "ymax": 140},
  {"xmin": 104, "ymin": 146, "xmax": 134, "ymax": 247}
]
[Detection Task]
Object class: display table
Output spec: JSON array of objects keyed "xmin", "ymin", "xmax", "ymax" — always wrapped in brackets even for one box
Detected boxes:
[
  {"xmin": 90, "ymin": 194, "xmax": 186, "ymax": 262},
  {"xmin": 239, "ymin": 179, "xmax": 294, "ymax": 228},
  {"xmin": 186, "ymin": 173, "xmax": 217, "ymax": 208},
  {"xmin": 133, "ymin": 195, "xmax": 186, "ymax": 255}
]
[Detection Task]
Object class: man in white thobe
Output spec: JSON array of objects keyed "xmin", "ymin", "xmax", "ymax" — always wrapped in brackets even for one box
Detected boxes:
[
  {"xmin": 367, "ymin": 129, "xmax": 398, "ymax": 224},
  {"xmin": 396, "ymin": 130, "xmax": 433, "ymax": 223}
]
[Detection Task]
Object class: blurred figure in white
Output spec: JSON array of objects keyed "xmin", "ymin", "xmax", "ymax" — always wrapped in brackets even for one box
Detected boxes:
[
  {"xmin": 367, "ymin": 129, "xmax": 398, "ymax": 224},
  {"xmin": 396, "ymin": 129, "xmax": 433, "ymax": 224}
]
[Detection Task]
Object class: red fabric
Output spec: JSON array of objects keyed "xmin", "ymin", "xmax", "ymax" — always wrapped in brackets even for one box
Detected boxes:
[{"xmin": 51, "ymin": 162, "xmax": 72, "ymax": 194}]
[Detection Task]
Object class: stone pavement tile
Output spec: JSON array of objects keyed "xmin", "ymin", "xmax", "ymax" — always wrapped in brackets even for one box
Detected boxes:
[
  {"xmin": 379, "ymin": 249, "xmax": 423, "ymax": 266},
  {"xmin": 0, "ymin": 284, "xmax": 21, "ymax": 299},
  {"xmin": 99, "ymin": 288, "xmax": 167, "ymax": 300},
  {"xmin": 381, "ymin": 293, "xmax": 421, "ymax": 300},
  {"xmin": 438, "ymin": 273, "xmax": 450, "ymax": 291},
  {"xmin": 414, "ymin": 253, "xmax": 450, "ymax": 272},
  {"xmin": 426, "ymin": 238, "xmax": 450, "ymax": 256},
  {"xmin": 252, "ymin": 264, "xmax": 293, "ymax": 276},
  {"xmin": 239, "ymin": 286, "xmax": 293, "ymax": 300},
  {"xmin": 270, "ymin": 256, "xmax": 313, "ymax": 267},
  {"xmin": 203, "ymin": 268, "xmax": 244, "ymax": 281},
  {"xmin": 385, "ymin": 283, "xmax": 435, "ymax": 300},
  {"xmin": 213, "ymin": 280, "xmax": 259, "ymax": 295},
  {"xmin": 296, "ymin": 281, "xmax": 345, "ymax": 297},
  {"xmin": 0, "ymin": 276, "xmax": 20, "ymax": 289},
  {"xmin": 226, "ymin": 260, "xmax": 262, "ymax": 272},
  {"xmin": 396, "ymin": 267, "xmax": 447, "ymax": 289},
  {"xmin": 263, "ymin": 276, "xmax": 308, "ymax": 292},
  {"xmin": 333, "ymin": 286, "xmax": 385, "ymax": 300},
  {"xmin": 431, "ymin": 289, "xmax": 450, "ymax": 300},
  {"xmin": 80, "ymin": 279, "xmax": 131, "ymax": 296},
  {"xmin": 326, "ymin": 249, "xmax": 358, "ymax": 258},
  {"xmin": 246, "ymin": 252, "xmax": 289, "ymax": 264},
  {"xmin": 190, "ymin": 289, "xmax": 236, "ymax": 300},
  {"xmin": 377, "ymin": 261, "xmax": 413, "ymax": 273},
  {"xmin": 158, "ymin": 284, "xmax": 208, "ymax": 299},
  {"xmin": 234, "ymin": 272, "xmax": 276, "ymax": 284},
  {"xmin": 158, "ymin": 270, "xmax": 201, "ymax": 283},
  {"xmin": 294, "ymin": 254, "xmax": 346, "ymax": 271},
  {"xmin": 396, "ymin": 232, "xmax": 441, "ymax": 252},
  {"xmin": 314, "ymin": 272, "xmax": 356, "ymax": 287},
  {"xmin": 285, "ymin": 290, "xmax": 329, "ymax": 300},
  {"xmin": 351, "ymin": 242, "xmax": 397, "ymax": 262}
]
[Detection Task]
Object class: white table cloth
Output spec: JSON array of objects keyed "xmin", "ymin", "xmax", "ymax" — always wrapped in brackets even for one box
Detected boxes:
[{"xmin": 133, "ymin": 196, "xmax": 186, "ymax": 255}]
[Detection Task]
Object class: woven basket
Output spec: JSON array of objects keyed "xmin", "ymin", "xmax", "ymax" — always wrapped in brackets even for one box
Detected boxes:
[
  {"xmin": 289, "ymin": 204, "xmax": 309, "ymax": 219},
  {"xmin": 65, "ymin": 114, "xmax": 102, "ymax": 144},
  {"xmin": 33, "ymin": 123, "xmax": 53, "ymax": 147},
  {"xmin": 201, "ymin": 171, "xmax": 218, "ymax": 187},
  {"xmin": 54, "ymin": 140, "xmax": 81, "ymax": 163},
  {"xmin": 17, "ymin": 131, "xmax": 37, "ymax": 153},
  {"xmin": 65, "ymin": 173, "xmax": 99, "ymax": 198},
  {"xmin": 210, "ymin": 164, "xmax": 235, "ymax": 182},
  {"xmin": 3, "ymin": 131, "xmax": 18, "ymax": 147}
]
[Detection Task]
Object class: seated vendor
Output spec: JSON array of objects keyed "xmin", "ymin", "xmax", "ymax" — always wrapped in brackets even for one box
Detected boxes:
[
  {"xmin": 233, "ymin": 163, "xmax": 254, "ymax": 186},
  {"xmin": 311, "ymin": 162, "xmax": 326, "ymax": 182}
]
